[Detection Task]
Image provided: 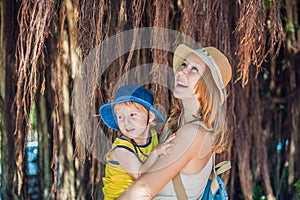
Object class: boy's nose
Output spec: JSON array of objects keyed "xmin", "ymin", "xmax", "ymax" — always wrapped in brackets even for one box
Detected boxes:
[{"xmin": 124, "ymin": 116, "xmax": 131, "ymax": 125}]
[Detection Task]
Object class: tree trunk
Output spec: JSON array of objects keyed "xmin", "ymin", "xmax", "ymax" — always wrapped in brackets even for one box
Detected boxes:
[
  {"xmin": 285, "ymin": 0, "xmax": 300, "ymax": 198},
  {"xmin": 235, "ymin": 83, "xmax": 253, "ymax": 200},
  {"xmin": 286, "ymin": 55, "xmax": 299, "ymax": 197},
  {"xmin": 0, "ymin": 1, "xmax": 19, "ymax": 199},
  {"xmin": 250, "ymin": 70, "xmax": 275, "ymax": 200},
  {"xmin": 37, "ymin": 94, "xmax": 52, "ymax": 198}
]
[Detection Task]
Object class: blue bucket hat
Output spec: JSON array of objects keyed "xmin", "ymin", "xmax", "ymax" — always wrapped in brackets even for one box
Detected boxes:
[{"xmin": 99, "ymin": 84, "xmax": 165, "ymax": 130}]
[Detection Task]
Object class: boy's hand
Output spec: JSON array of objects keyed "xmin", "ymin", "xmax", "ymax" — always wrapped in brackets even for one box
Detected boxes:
[{"xmin": 153, "ymin": 133, "xmax": 176, "ymax": 157}]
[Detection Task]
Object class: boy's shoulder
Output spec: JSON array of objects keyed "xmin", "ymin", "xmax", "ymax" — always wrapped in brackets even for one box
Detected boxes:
[{"xmin": 112, "ymin": 135, "xmax": 133, "ymax": 147}]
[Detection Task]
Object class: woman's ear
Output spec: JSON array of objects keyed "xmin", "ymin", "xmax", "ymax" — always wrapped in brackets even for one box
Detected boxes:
[{"xmin": 148, "ymin": 112, "xmax": 156, "ymax": 123}]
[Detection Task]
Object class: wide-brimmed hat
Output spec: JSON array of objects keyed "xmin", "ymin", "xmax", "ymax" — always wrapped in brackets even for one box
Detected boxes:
[
  {"xmin": 99, "ymin": 84, "xmax": 165, "ymax": 130},
  {"xmin": 173, "ymin": 44, "xmax": 232, "ymax": 99}
]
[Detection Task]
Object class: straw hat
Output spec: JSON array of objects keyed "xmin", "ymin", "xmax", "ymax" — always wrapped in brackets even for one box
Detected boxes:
[{"xmin": 173, "ymin": 44, "xmax": 232, "ymax": 88}]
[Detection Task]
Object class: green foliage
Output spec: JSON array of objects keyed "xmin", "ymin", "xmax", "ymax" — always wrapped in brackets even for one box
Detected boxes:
[
  {"xmin": 238, "ymin": 192, "xmax": 245, "ymax": 200},
  {"xmin": 278, "ymin": 104, "xmax": 285, "ymax": 110},
  {"xmin": 294, "ymin": 179, "xmax": 300, "ymax": 197},
  {"xmin": 29, "ymin": 103, "xmax": 38, "ymax": 130},
  {"xmin": 285, "ymin": 22, "xmax": 295, "ymax": 34},
  {"xmin": 261, "ymin": 92, "xmax": 270, "ymax": 98},
  {"xmin": 235, "ymin": 187, "xmax": 272, "ymax": 200},
  {"xmin": 284, "ymin": 22, "xmax": 299, "ymax": 36},
  {"xmin": 266, "ymin": 0, "xmax": 272, "ymax": 4},
  {"xmin": 253, "ymin": 184, "xmax": 267, "ymax": 200},
  {"xmin": 263, "ymin": 72, "xmax": 268, "ymax": 80}
]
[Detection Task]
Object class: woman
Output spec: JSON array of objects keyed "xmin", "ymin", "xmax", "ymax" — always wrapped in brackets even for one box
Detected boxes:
[{"xmin": 117, "ymin": 44, "xmax": 232, "ymax": 199}]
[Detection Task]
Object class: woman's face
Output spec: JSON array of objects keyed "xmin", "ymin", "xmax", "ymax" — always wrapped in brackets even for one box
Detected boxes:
[{"xmin": 173, "ymin": 53, "xmax": 206, "ymax": 99}]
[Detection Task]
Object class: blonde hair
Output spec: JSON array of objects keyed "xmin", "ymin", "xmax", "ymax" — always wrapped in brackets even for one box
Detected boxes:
[{"xmin": 168, "ymin": 68, "xmax": 228, "ymax": 153}]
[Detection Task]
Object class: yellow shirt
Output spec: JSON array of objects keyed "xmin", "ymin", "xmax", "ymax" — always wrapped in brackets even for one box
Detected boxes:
[{"xmin": 102, "ymin": 129, "xmax": 159, "ymax": 200}]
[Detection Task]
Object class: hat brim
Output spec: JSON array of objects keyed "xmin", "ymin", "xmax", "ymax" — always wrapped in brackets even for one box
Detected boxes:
[
  {"xmin": 100, "ymin": 96, "xmax": 165, "ymax": 130},
  {"xmin": 173, "ymin": 44, "xmax": 225, "ymax": 103}
]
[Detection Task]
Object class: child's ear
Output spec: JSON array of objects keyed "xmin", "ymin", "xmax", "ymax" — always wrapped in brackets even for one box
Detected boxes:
[{"xmin": 148, "ymin": 112, "xmax": 156, "ymax": 122}]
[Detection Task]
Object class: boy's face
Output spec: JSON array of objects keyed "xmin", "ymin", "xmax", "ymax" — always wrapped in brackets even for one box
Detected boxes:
[{"xmin": 114, "ymin": 104, "xmax": 149, "ymax": 139}]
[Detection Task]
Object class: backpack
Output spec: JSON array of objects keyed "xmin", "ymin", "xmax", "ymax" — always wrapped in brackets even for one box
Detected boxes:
[
  {"xmin": 201, "ymin": 160, "xmax": 230, "ymax": 200},
  {"xmin": 172, "ymin": 156, "xmax": 231, "ymax": 200}
]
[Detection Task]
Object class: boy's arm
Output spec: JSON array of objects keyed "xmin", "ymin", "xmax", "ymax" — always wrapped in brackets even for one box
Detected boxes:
[
  {"xmin": 113, "ymin": 148, "xmax": 145, "ymax": 179},
  {"xmin": 139, "ymin": 133, "xmax": 175, "ymax": 175},
  {"xmin": 113, "ymin": 134, "xmax": 176, "ymax": 179}
]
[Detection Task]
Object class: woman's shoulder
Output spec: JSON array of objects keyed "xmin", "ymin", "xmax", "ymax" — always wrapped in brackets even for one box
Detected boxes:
[
  {"xmin": 176, "ymin": 123, "xmax": 214, "ymax": 157},
  {"xmin": 178, "ymin": 122, "xmax": 210, "ymax": 136}
]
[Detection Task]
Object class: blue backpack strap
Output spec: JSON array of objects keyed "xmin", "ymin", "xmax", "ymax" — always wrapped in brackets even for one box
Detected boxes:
[
  {"xmin": 210, "ymin": 154, "xmax": 231, "ymax": 195},
  {"xmin": 202, "ymin": 178, "xmax": 212, "ymax": 199},
  {"xmin": 161, "ymin": 129, "xmax": 171, "ymax": 142},
  {"xmin": 202, "ymin": 175, "xmax": 229, "ymax": 200},
  {"xmin": 215, "ymin": 176, "xmax": 229, "ymax": 199},
  {"xmin": 202, "ymin": 153, "xmax": 230, "ymax": 200}
]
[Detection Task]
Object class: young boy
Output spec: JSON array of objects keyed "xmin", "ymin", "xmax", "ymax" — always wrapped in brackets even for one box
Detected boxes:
[{"xmin": 99, "ymin": 84, "xmax": 175, "ymax": 200}]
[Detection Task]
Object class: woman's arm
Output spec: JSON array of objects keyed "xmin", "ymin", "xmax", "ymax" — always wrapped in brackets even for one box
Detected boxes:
[{"xmin": 117, "ymin": 124, "xmax": 210, "ymax": 199}]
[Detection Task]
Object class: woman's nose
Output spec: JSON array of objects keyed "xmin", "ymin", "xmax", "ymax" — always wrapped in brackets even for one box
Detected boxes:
[{"xmin": 178, "ymin": 67, "xmax": 188, "ymax": 75}]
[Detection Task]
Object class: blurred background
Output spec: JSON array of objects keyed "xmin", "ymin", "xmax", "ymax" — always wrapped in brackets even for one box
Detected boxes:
[{"xmin": 0, "ymin": 0, "xmax": 299, "ymax": 199}]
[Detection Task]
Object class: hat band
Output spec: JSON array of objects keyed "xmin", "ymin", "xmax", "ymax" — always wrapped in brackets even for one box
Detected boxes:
[
  {"xmin": 196, "ymin": 49, "xmax": 224, "ymax": 89},
  {"xmin": 195, "ymin": 49, "xmax": 225, "ymax": 104},
  {"xmin": 114, "ymin": 96, "xmax": 153, "ymax": 108}
]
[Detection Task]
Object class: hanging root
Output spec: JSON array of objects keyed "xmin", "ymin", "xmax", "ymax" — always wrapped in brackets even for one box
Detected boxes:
[{"xmin": 14, "ymin": 0, "xmax": 56, "ymax": 196}]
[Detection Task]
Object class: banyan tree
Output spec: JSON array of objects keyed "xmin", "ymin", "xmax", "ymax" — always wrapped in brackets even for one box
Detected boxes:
[{"xmin": 0, "ymin": 0, "xmax": 299, "ymax": 199}]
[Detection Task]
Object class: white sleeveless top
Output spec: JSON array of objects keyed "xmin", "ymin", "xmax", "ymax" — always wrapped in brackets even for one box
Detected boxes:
[{"xmin": 153, "ymin": 155, "xmax": 213, "ymax": 200}]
